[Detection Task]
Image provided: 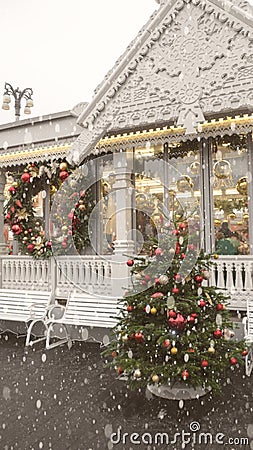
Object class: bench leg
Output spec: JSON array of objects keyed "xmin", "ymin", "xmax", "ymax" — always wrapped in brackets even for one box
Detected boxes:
[
  {"xmin": 245, "ymin": 346, "xmax": 253, "ymax": 377},
  {"xmin": 45, "ymin": 322, "xmax": 71, "ymax": 350},
  {"xmin": 25, "ymin": 319, "xmax": 48, "ymax": 347}
]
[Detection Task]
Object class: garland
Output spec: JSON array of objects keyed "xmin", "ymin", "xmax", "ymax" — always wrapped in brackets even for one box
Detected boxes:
[{"xmin": 4, "ymin": 160, "xmax": 94, "ymax": 258}]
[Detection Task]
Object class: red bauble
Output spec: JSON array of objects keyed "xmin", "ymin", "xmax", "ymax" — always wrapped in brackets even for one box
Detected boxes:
[
  {"xmin": 8, "ymin": 186, "xmax": 16, "ymax": 194},
  {"xmin": 154, "ymin": 278, "xmax": 160, "ymax": 284},
  {"xmin": 127, "ymin": 305, "xmax": 133, "ymax": 312},
  {"xmin": 188, "ymin": 244, "xmax": 195, "ymax": 251},
  {"xmin": 214, "ymin": 329, "xmax": 223, "ymax": 339},
  {"xmin": 135, "ymin": 332, "xmax": 144, "ymax": 342},
  {"xmin": 242, "ymin": 350, "xmax": 248, "ymax": 357},
  {"xmin": 117, "ymin": 366, "xmax": 123, "ymax": 374},
  {"xmin": 199, "ymin": 300, "xmax": 206, "ymax": 308},
  {"xmin": 217, "ymin": 303, "xmax": 224, "ymax": 311},
  {"xmin": 195, "ymin": 275, "xmax": 203, "ymax": 283},
  {"xmin": 126, "ymin": 259, "xmax": 134, "ymax": 267},
  {"xmin": 27, "ymin": 243, "xmax": 35, "ymax": 253},
  {"xmin": 172, "ymin": 287, "xmax": 179, "ymax": 294},
  {"xmin": 175, "ymin": 242, "xmax": 181, "ymax": 254},
  {"xmin": 179, "ymin": 222, "xmax": 187, "ymax": 230},
  {"xmin": 59, "ymin": 170, "xmax": 69, "ymax": 181},
  {"xmin": 46, "ymin": 241, "xmax": 52, "ymax": 249},
  {"xmin": 181, "ymin": 253, "xmax": 186, "ymax": 259},
  {"xmin": 5, "ymin": 213, "xmax": 11, "ymax": 220},
  {"xmin": 163, "ymin": 339, "xmax": 171, "ymax": 347},
  {"xmin": 230, "ymin": 357, "xmax": 237, "ymax": 365},
  {"xmin": 168, "ymin": 310, "xmax": 177, "ymax": 318},
  {"xmin": 168, "ymin": 313, "xmax": 187, "ymax": 330},
  {"xmin": 174, "ymin": 273, "xmax": 181, "ymax": 282},
  {"xmin": 21, "ymin": 172, "xmax": 31, "ymax": 183},
  {"xmin": 201, "ymin": 359, "xmax": 209, "ymax": 368},
  {"xmin": 182, "ymin": 370, "xmax": 189, "ymax": 380},
  {"xmin": 171, "ymin": 229, "xmax": 179, "ymax": 236},
  {"xmin": 155, "ymin": 248, "xmax": 163, "ymax": 256},
  {"xmin": 11, "ymin": 224, "xmax": 21, "ymax": 235},
  {"xmin": 151, "ymin": 292, "xmax": 164, "ymax": 298}
]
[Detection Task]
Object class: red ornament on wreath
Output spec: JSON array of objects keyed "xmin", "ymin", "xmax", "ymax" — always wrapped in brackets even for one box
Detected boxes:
[
  {"xmin": 217, "ymin": 303, "xmax": 224, "ymax": 311},
  {"xmin": 195, "ymin": 275, "xmax": 203, "ymax": 284},
  {"xmin": 126, "ymin": 259, "xmax": 134, "ymax": 267},
  {"xmin": 172, "ymin": 287, "xmax": 179, "ymax": 295},
  {"xmin": 59, "ymin": 170, "xmax": 69, "ymax": 181},
  {"xmin": 242, "ymin": 350, "xmax": 248, "ymax": 357},
  {"xmin": 27, "ymin": 243, "xmax": 35, "ymax": 253},
  {"xmin": 199, "ymin": 299, "xmax": 206, "ymax": 308},
  {"xmin": 11, "ymin": 224, "xmax": 22, "ymax": 235},
  {"xmin": 21, "ymin": 172, "xmax": 31, "ymax": 183},
  {"xmin": 8, "ymin": 186, "xmax": 16, "ymax": 194}
]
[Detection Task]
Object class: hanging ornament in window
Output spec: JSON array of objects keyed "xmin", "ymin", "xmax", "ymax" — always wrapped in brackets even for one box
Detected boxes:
[
  {"xmin": 176, "ymin": 175, "xmax": 194, "ymax": 192},
  {"xmin": 236, "ymin": 176, "xmax": 248, "ymax": 195},
  {"xmin": 189, "ymin": 161, "xmax": 200, "ymax": 175},
  {"xmin": 213, "ymin": 160, "xmax": 232, "ymax": 180}
]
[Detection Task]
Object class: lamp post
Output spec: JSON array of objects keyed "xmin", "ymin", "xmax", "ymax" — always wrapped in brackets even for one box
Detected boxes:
[{"xmin": 2, "ymin": 82, "xmax": 34, "ymax": 121}]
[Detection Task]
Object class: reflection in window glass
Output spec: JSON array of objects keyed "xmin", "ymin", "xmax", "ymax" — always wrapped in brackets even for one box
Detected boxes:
[{"xmin": 212, "ymin": 135, "xmax": 249, "ymax": 255}]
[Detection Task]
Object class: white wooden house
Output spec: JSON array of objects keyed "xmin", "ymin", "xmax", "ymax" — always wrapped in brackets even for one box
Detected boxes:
[{"xmin": 1, "ymin": 0, "xmax": 253, "ymax": 327}]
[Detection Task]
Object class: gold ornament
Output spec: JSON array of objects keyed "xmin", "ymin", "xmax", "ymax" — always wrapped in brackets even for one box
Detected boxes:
[
  {"xmin": 189, "ymin": 161, "xmax": 200, "ymax": 175},
  {"xmin": 151, "ymin": 307, "xmax": 157, "ymax": 315},
  {"xmin": 171, "ymin": 347, "xmax": 178, "ymax": 355},
  {"xmin": 176, "ymin": 175, "xmax": 194, "ymax": 193},
  {"xmin": 79, "ymin": 204, "xmax": 86, "ymax": 211},
  {"xmin": 214, "ymin": 219, "xmax": 221, "ymax": 227},
  {"xmin": 152, "ymin": 374, "xmax": 159, "ymax": 383},
  {"xmin": 236, "ymin": 177, "xmax": 248, "ymax": 195},
  {"xmin": 59, "ymin": 162, "xmax": 68, "ymax": 171},
  {"xmin": 208, "ymin": 347, "xmax": 215, "ymax": 353},
  {"xmin": 213, "ymin": 160, "xmax": 231, "ymax": 179}
]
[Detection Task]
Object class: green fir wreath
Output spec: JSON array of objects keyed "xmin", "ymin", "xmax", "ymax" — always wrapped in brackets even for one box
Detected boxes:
[{"xmin": 4, "ymin": 160, "xmax": 94, "ymax": 258}]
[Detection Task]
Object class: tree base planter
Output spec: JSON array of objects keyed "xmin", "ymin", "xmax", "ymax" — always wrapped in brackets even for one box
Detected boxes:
[{"xmin": 147, "ymin": 383, "xmax": 211, "ymax": 400}]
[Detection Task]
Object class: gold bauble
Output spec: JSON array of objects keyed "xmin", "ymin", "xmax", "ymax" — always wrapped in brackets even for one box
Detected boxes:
[
  {"xmin": 176, "ymin": 175, "xmax": 194, "ymax": 193},
  {"xmin": 59, "ymin": 162, "xmax": 68, "ymax": 171},
  {"xmin": 171, "ymin": 347, "xmax": 178, "ymax": 355},
  {"xmin": 236, "ymin": 177, "xmax": 248, "ymax": 195},
  {"xmin": 190, "ymin": 161, "xmax": 200, "ymax": 175},
  {"xmin": 151, "ymin": 307, "xmax": 157, "ymax": 315},
  {"xmin": 229, "ymin": 213, "xmax": 236, "ymax": 220},
  {"xmin": 243, "ymin": 213, "xmax": 249, "ymax": 220},
  {"xmin": 214, "ymin": 219, "xmax": 221, "ymax": 227},
  {"xmin": 213, "ymin": 160, "xmax": 232, "ymax": 179},
  {"xmin": 152, "ymin": 374, "xmax": 159, "ymax": 383},
  {"xmin": 208, "ymin": 347, "xmax": 215, "ymax": 353}
]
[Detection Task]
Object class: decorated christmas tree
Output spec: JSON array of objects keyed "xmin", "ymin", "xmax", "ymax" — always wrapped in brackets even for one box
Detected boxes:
[{"xmin": 104, "ymin": 217, "xmax": 248, "ymax": 395}]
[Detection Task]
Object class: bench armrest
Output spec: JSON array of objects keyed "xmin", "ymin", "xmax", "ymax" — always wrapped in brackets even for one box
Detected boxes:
[{"xmin": 47, "ymin": 303, "xmax": 66, "ymax": 321}]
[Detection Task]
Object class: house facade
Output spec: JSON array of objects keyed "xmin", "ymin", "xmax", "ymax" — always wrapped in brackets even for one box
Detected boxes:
[{"xmin": 1, "ymin": 0, "xmax": 253, "ymax": 313}]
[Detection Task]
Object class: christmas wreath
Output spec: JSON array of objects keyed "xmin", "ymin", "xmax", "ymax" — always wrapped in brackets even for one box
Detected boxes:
[{"xmin": 4, "ymin": 160, "xmax": 94, "ymax": 258}]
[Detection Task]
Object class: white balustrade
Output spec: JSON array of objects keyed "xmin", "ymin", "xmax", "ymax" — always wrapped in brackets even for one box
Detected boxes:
[
  {"xmin": 0, "ymin": 254, "xmax": 253, "ymax": 310},
  {"xmin": 55, "ymin": 256, "xmax": 113, "ymax": 297},
  {"xmin": 0, "ymin": 256, "xmax": 50, "ymax": 290}
]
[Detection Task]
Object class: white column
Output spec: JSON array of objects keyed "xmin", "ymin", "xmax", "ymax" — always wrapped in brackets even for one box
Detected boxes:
[
  {"xmin": 112, "ymin": 149, "xmax": 135, "ymax": 255},
  {"xmin": 110, "ymin": 149, "xmax": 135, "ymax": 298},
  {"xmin": 0, "ymin": 170, "xmax": 8, "ymax": 254}
]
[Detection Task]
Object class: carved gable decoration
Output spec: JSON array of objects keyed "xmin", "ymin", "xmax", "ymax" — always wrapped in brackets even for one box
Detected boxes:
[{"xmin": 68, "ymin": 0, "xmax": 253, "ymax": 165}]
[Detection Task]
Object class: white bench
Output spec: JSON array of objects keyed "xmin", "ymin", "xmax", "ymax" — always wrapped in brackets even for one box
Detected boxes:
[
  {"xmin": 242, "ymin": 297, "xmax": 253, "ymax": 376},
  {"xmin": 0, "ymin": 289, "xmax": 52, "ymax": 338},
  {"xmin": 26, "ymin": 291, "xmax": 120, "ymax": 349}
]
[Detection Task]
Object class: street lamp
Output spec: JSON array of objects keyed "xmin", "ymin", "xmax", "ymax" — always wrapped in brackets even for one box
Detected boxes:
[{"xmin": 2, "ymin": 82, "xmax": 34, "ymax": 121}]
